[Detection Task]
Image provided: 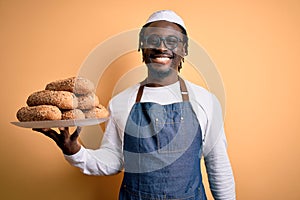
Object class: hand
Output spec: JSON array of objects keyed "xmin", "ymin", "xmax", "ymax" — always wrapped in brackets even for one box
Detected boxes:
[{"xmin": 32, "ymin": 127, "xmax": 82, "ymax": 155}]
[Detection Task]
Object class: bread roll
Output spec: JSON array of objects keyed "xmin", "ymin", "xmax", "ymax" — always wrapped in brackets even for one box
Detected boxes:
[
  {"xmin": 61, "ymin": 109, "xmax": 85, "ymax": 120},
  {"xmin": 84, "ymin": 105, "xmax": 109, "ymax": 119},
  {"xmin": 77, "ymin": 93, "xmax": 99, "ymax": 110},
  {"xmin": 27, "ymin": 90, "xmax": 78, "ymax": 110},
  {"xmin": 17, "ymin": 105, "xmax": 62, "ymax": 122},
  {"xmin": 45, "ymin": 76, "xmax": 95, "ymax": 95}
]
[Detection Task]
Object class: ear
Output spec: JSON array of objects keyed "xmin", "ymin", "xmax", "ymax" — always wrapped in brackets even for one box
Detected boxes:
[
  {"xmin": 177, "ymin": 42, "xmax": 187, "ymax": 57},
  {"xmin": 182, "ymin": 43, "xmax": 187, "ymax": 56},
  {"xmin": 141, "ymin": 49, "xmax": 145, "ymax": 62}
]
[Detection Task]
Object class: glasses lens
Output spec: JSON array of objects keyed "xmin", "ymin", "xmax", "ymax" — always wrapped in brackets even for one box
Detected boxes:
[
  {"xmin": 144, "ymin": 35, "xmax": 180, "ymax": 50},
  {"xmin": 146, "ymin": 35, "xmax": 160, "ymax": 47},
  {"xmin": 165, "ymin": 36, "xmax": 179, "ymax": 49}
]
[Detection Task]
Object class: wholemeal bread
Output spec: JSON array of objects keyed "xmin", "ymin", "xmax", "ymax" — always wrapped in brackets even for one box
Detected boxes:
[
  {"xmin": 27, "ymin": 90, "xmax": 78, "ymax": 110},
  {"xmin": 61, "ymin": 109, "xmax": 85, "ymax": 120},
  {"xmin": 17, "ymin": 105, "xmax": 62, "ymax": 121},
  {"xmin": 77, "ymin": 93, "xmax": 99, "ymax": 110},
  {"xmin": 16, "ymin": 76, "xmax": 109, "ymax": 123},
  {"xmin": 45, "ymin": 76, "xmax": 95, "ymax": 95},
  {"xmin": 84, "ymin": 105, "xmax": 109, "ymax": 119}
]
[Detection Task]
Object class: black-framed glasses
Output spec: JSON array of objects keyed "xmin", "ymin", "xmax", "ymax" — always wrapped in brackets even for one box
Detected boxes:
[{"xmin": 142, "ymin": 34, "xmax": 184, "ymax": 50}]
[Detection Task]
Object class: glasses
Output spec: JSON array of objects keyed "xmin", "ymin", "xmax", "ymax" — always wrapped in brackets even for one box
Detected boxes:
[{"xmin": 142, "ymin": 34, "xmax": 184, "ymax": 50}]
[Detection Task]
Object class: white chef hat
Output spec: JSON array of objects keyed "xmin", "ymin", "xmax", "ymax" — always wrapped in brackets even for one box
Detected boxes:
[{"xmin": 145, "ymin": 10, "xmax": 186, "ymax": 31}]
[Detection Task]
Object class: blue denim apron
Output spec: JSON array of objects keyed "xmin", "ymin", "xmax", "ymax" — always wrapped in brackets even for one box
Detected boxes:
[{"xmin": 119, "ymin": 78, "xmax": 207, "ymax": 200}]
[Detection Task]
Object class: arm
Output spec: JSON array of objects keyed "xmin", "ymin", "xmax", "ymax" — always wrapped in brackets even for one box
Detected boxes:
[
  {"xmin": 33, "ymin": 107, "xmax": 124, "ymax": 176},
  {"xmin": 63, "ymin": 85, "xmax": 137, "ymax": 175},
  {"xmin": 203, "ymin": 95, "xmax": 236, "ymax": 200},
  {"xmin": 204, "ymin": 129, "xmax": 236, "ymax": 200},
  {"xmin": 64, "ymin": 114, "xmax": 124, "ymax": 176}
]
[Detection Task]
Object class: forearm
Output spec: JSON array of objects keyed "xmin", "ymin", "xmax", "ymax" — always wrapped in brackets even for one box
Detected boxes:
[
  {"xmin": 64, "ymin": 116, "xmax": 124, "ymax": 176},
  {"xmin": 64, "ymin": 145, "xmax": 123, "ymax": 176},
  {"xmin": 204, "ymin": 135, "xmax": 236, "ymax": 200}
]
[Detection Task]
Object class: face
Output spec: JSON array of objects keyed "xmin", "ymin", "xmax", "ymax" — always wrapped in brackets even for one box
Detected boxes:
[{"xmin": 141, "ymin": 21, "xmax": 186, "ymax": 78}]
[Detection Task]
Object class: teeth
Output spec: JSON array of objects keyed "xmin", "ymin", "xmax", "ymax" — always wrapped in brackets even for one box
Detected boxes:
[{"xmin": 155, "ymin": 57, "xmax": 170, "ymax": 61}]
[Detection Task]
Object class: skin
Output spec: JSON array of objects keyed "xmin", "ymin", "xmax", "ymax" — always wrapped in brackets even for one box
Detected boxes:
[
  {"xmin": 32, "ymin": 127, "xmax": 82, "ymax": 155},
  {"xmin": 142, "ymin": 21, "xmax": 186, "ymax": 86},
  {"xmin": 33, "ymin": 20, "xmax": 187, "ymax": 155}
]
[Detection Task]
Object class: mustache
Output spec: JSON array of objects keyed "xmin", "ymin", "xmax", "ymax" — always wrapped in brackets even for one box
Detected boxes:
[{"xmin": 148, "ymin": 49, "xmax": 174, "ymax": 58}]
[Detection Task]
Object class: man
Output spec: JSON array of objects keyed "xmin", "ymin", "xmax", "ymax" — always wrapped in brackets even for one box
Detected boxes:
[{"xmin": 34, "ymin": 10, "xmax": 236, "ymax": 200}]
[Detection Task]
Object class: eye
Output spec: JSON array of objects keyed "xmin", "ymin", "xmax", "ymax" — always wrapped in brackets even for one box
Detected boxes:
[
  {"xmin": 165, "ymin": 36, "xmax": 178, "ymax": 46},
  {"xmin": 146, "ymin": 35, "xmax": 160, "ymax": 46}
]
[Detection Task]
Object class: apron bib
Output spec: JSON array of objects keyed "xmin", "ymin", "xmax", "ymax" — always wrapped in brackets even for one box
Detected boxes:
[{"xmin": 119, "ymin": 78, "xmax": 207, "ymax": 200}]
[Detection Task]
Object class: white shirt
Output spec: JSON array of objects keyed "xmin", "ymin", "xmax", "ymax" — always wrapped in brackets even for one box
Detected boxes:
[{"xmin": 65, "ymin": 80, "xmax": 236, "ymax": 200}]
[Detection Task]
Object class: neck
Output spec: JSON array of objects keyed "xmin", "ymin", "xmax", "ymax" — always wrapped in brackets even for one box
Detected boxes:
[{"xmin": 146, "ymin": 73, "xmax": 179, "ymax": 87}]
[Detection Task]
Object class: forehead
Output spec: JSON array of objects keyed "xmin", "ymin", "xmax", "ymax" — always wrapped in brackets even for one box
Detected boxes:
[{"xmin": 143, "ymin": 20, "xmax": 183, "ymax": 36}]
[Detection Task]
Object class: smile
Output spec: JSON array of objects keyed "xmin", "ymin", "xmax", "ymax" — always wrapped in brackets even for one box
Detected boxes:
[
  {"xmin": 149, "ymin": 53, "xmax": 174, "ymax": 65},
  {"xmin": 151, "ymin": 57, "xmax": 172, "ymax": 65},
  {"xmin": 155, "ymin": 57, "xmax": 170, "ymax": 62}
]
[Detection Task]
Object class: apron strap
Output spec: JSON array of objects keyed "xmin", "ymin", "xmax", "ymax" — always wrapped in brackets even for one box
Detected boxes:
[
  {"xmin": 179, "ymin": 76, "xmax": 189, "ymax": 101},
  {"xmin": 135, "ymin": 76, "xmax": 189, "ymax": 103},
  {"xmin": 135, "ymin": 83, "xmax": 145, "ymax": 103}
]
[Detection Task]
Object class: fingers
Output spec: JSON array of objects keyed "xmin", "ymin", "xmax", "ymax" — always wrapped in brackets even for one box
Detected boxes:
[
  {"xmin": 70, "ymin": 126, "xmax": 82, "ymax": 141},
  {"xmin": 32, "ymin": 128, "xmax": 51, "ymax": 132},
  {"xmin": 58, "ymin": 127, "xmax": 69, "ymax": 139},
  {"xmin": 32, "ymin": 127, "xmax": 81, "ymax": 142},
  {"xmin": 32, "ymin": 128, "xmax": 60, "ymax": 143}
]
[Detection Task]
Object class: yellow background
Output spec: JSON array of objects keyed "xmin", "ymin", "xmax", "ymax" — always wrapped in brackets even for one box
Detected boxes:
[{"xmin": 1, "ymin": 0, "xmax": 300, "ymax": 199}]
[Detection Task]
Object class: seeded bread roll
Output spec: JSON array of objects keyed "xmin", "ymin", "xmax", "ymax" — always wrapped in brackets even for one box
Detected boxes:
[
  {"xmin": 77, "ymin": 93, "xmax": 99, "ymax": 110},
  {"xmin": 17, "ymin": 105, "xmax": 62, "ymax": 122},
  {"xmin": 61, "ymin": 109, "xmax": 85, "ymax": 120},
  {"xmin": 45, "ymin": 77, "xmax": 95, "ymax": 95},
  {"xmin": 27, "ymin": 90, "xmax": 78, "ymax": 110},
  {"xmin": 84, "ymin": 105, "xmax": 109, "ymax": 119}
]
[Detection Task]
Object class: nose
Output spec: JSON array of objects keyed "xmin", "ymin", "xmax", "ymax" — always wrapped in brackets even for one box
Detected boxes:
[{"xmin": 157, "ymin": 39, "xmax": 168, "ymax": 50}]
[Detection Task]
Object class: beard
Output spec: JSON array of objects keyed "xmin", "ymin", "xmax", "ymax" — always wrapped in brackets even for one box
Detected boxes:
[
  {"xmin": 143, "ymin": 50, "xmax": 182, "ymax": 80},
  {"xmin": 146, "ymin": 62, "xmax": 173, "ymax": 79}
]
